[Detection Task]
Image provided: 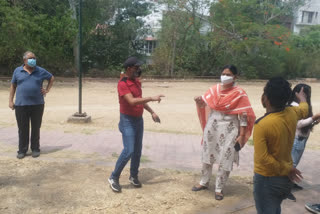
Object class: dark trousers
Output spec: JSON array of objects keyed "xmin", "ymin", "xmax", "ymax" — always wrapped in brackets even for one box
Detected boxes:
[
  {"xmin": 254, "ymin": 173, "xmax": 293, "ymax": 214},
  {"xmin": 15, "ymin": 104, "xmax": 44, "ymax": 154}
]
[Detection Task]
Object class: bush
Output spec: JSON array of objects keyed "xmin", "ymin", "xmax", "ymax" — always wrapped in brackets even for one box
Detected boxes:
[{"xmin": 85, "ymin": 65, "xmax": 123, "ymax": 78}]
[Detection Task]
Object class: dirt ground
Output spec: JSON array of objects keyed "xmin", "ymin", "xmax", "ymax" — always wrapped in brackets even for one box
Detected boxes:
[
  {"xmin": 0, "ymin": 154, "xmax": 254, "ymax": 214},
  {"xmin": 1, "ymin": 78, "xmax": 319, "ymax": 147},
  {"xmin": 0, "ymin": 78, "xmax": 319, "ymax": 214}
]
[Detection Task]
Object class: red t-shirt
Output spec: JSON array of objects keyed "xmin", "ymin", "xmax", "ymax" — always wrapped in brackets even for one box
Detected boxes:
[{"xmin": 118, "ymin": 77, "xmax": 144, "ymax": 117}]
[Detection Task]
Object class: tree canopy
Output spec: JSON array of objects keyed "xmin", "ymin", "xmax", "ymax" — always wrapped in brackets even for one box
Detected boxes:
[{"xmin": 0, "ymin": 0, "xmax": 319, "ymax": 79}]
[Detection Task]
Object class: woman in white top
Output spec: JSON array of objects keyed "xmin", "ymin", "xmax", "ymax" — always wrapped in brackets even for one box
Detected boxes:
[
  {"xmin": 191, "ymin": 65, "xmax": 256, "ymax": 200},
  {"xmin": 288, "ymin": 84, "xmax": 320, "ymax": 169}
]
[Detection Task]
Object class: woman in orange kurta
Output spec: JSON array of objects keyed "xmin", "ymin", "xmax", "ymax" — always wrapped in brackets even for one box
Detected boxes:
[{"xmin": 192, "ymin": 65, "xmax": 255, "ymax": 200}]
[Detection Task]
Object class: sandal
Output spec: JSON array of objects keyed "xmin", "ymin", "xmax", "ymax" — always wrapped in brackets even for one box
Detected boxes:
[
  {"xmin": 191, "ymin": 185, "xmax": 208, "ymax": 191},
  {"xmin": 215, "ymin": 191, "xmax": 224, "ymax": 200}
]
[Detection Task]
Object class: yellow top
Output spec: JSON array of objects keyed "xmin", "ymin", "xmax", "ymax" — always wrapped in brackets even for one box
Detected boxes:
[{"xmin": 253, "ymin": 102, "xmax": 308, "ymax": 177}]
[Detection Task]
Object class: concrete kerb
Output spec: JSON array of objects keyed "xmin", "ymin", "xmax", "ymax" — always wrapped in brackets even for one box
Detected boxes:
[{"xmin": 67, "ymin": 112, "xmax": 92, "ymax": 123}]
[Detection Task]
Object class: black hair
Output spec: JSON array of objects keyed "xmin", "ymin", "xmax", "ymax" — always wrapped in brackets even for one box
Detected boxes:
[
  {"xmin": 221, "ymin": 65, "xmax": 238, "ymax": 75},
  {"xmin": 288, "ymin": 83, "xmax": 313, "ymax": 134},
  {"xmin": 263, "ymin": 77, "xmax": 292, "ymax": 110}
]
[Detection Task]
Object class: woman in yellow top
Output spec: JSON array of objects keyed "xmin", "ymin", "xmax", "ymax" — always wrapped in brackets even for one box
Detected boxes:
[{"xmin": 253, "ymin": 77, "xmax": 308, "ymax": 214}]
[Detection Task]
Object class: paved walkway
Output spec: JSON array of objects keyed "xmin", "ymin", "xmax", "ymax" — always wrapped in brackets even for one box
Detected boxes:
[{"xmin": 1, "ymin": 127, "xmax": 319, "ymax": 213}]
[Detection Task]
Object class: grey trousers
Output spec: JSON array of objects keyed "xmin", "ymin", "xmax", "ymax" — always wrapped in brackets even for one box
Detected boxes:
[{"xmin": 199, "ymin": 163, "xmax": 230, "ymax": 193}]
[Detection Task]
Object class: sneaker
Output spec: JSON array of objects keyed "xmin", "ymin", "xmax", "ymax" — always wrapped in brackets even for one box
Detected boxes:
[
  {"xmin": 108, "ymin": 178, "xmax": 121, "ymax": 192},
  {"xmin": 305, "ymin": 203, "xmax": 320, "ymax": 214},
  {"xmin": 129, "ymin": 176, "xmax": 142, "ymax": 188},
  {"xmin": 287, "ymin": 192, "xmax": 296, "ymax": 202},
  {"xmin": 32, "ymin": 151, "xmax": 40, "ymax": 158},
  {"xmin": 17, "ymin": 153, "xmax": 26, "ymax": 159}
]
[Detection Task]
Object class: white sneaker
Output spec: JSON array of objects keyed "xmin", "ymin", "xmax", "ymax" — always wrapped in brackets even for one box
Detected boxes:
[
  {"xmin": 108, "ymin": 178, "xmax": 121, "ymax": 192},
  {"xmin": 305, "ymin": 203, "xmax": 320, "ymax": 214}
]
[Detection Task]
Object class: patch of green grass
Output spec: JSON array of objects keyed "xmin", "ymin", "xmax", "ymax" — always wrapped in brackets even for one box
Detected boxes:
[
  {"xmin": 145, "ymin": 128, "xmax": 202, "ymax": 136},
  {"xmin": 81, "ymin": 129, "xmax": 95, "ymax": 135},
  {"xmin": 111, "ymin": 152, "xmax": 119, "ymax": 158},
  {"xmin": 140, "ymin": 155, "xmax": 151, "ymax": 163},
  {"xmin": 144, "ymin": 145, "xmax": 150, "ymax": 150},
  {"xmin": 247, "ymin": 139, "xmax": 254, "ymax": 146},
  {"xmin": 111, "ymin": 152, "xmax": 151, "ymax": 163}
]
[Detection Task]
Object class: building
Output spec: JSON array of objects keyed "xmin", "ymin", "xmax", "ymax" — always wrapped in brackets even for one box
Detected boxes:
[
  {"xmin": 141, "ymin": 0, "xmax": 166, "ymax": 59},
  {"xmin": 292, "ymin": 0, "xmax": 320, "ymax": 34},
  {"xmin": 141, "ymin": 0, "xmax": 212, "ymax": 63}
]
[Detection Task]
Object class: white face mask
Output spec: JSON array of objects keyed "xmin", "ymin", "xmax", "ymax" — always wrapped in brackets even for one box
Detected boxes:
[{"xmin": 220, "ymin": 75, "xmax": 234, "ymax": 85}]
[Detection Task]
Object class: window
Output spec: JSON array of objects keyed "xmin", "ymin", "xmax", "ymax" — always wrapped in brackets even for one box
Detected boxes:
[
  {"xmin": 301, "ymin": 11, "xmax": 315, "ymax": 23},
  {"xmin": 143, "ymin": 40, "xmax": 157, "ymax": 55}
]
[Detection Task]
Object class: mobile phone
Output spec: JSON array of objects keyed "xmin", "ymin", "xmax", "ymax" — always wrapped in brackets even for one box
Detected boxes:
[{"xmin": 234, "ymin": 142, "xmax": 241, "ymax": 152}]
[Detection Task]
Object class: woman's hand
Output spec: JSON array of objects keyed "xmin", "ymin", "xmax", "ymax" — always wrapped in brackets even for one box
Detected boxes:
[
  {"xmin": 151, "ymin": 112, "xmax": 161, "ymax": 123},
  {"xmin": 313, "ymin": 113, "xmax": 320, "ymax": 121},
  {"xmin": 194, "ymin": 96, "xmax": 205, "ymax": 107},
  {"xmin": 312, "ymin": 113, "xmax": 320, "ymax": 125},
  {"xmin": 151, "ymin": 95, "xmax": 165, "ymax": 103},
  {"xmin": 236, "ymin": 135, "xmax": 246, "ymax": 148},
  {"xmin": 295, "ymin": 87, "xmax": 306, "ymax": 103},
  {"xmin": 288, "ymin": 167, "xmax": 303, "ymax": 183}
]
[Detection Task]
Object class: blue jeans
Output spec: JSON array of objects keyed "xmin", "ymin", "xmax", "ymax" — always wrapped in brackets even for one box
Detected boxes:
[
  {"xmin": 291, "ymin": 136, "xmax": 308, "ymax": 167},
  {"xmin": 111, "ymin": 113, "xmax": 144, "ymax": 180},
  {"xmin": 254, "ymin": 173, "xmax": 292, "ymax": 214}
]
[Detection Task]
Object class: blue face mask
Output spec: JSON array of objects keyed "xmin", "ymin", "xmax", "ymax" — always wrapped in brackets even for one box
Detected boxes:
[{"xmin": 27, "ymin": 59, "xmax": 36, "ymax": 67}]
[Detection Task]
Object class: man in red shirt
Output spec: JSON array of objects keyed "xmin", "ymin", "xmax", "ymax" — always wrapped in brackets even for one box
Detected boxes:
[{"xmin": 108, "ymin": 56, "xmax": 164, "ymax": 193}]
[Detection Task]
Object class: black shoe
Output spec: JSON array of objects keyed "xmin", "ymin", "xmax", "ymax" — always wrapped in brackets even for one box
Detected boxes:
[
  {"xmin": 32, "ymin": 151, "xmax": 40, "ymax": 158},
  {"xmin": 305, "ymin": 203, "xmax": 320, "ymax": 214},
  {"xmin": 17, "ymin": 153, "xmax": 26, "ymax": 159},
  {"xmin": 293, "ymin": 183, "xmax": 303, "ymax": 190},
  {"xmin": 129, "ymin": 176, "xmax": 142, "ymax": 188},
  {"xmin": 215, "ymin": 191, "xmax": 224, "ymax": 201},
  {"xmin": 191, "ymin": 185, "xmax": 208, "ymax": 191},
  {"xmin": 287, "ymin": 192, "xmax": 296, "ymax": 202},
  {"xmin": 108, "ymin": 178, "xmax": 122, "ymax": 192}
]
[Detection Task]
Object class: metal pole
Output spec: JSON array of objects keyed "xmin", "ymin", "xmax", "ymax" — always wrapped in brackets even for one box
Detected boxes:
[
  {"xmin": 78, "ymin": 0, "xmax": 82, "ymax": 114},
  {"xmin": 67, "ymin": 0, "xmax": 91, "ymax": 123}
]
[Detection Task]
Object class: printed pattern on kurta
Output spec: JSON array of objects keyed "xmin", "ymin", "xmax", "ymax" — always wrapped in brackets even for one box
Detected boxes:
[{"xmin": 202, "ymin": 110, "xmax": 239, "ymax": 171}]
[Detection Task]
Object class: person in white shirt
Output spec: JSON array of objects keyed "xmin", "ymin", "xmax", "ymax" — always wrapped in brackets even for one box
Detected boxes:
[{"xmin": 288, "ymin": 84, "xmax": 320, "ymax": 190}]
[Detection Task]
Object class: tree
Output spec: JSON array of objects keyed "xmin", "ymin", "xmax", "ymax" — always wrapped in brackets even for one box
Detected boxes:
[
  {"xmin": 152, "ymin": 0, "xmax": 213, "ymax": 77},
  {"xmin": 82, "ymin": 0, "xmax": 153, "ymax": 74},
  {"xmin": 0, "ymin": 0, "xmax": 77, "ymax": 75},
  {"xmin": 288, "ymin": 25, "xmax": 320, "ymax": 78},
  {"xmin": 208, "ymin": 0, "xmax": 305, "ymax": 79},
  {"xmin": 0, "ymin": 0, "xmax": 27, "ymax": 73}
]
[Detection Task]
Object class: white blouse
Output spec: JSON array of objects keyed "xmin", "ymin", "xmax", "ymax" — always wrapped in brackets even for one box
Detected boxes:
[{"xmin": 291, "ymin": 101, "xmax": 313, "ymax": 138}]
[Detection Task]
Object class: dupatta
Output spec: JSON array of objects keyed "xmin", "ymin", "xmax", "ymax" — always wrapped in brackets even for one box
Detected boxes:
[{"xmin": 197, "ymin": 84, "xmax": 256, "ymax": 144}]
